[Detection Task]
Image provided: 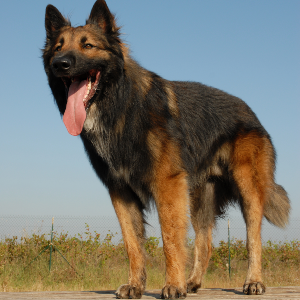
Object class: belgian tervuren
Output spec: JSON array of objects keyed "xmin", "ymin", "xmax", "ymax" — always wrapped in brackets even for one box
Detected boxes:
[{"xmin": 43, "ymin": 1, "xmax": 290, "ymax": 298}]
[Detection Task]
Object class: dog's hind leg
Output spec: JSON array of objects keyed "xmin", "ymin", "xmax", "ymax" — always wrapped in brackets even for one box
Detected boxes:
[
  {"xmin": 232, "ymin": 132, "xmax": 273, "ymax": 295},
  {"xmin": 186, "ymin": 183, "xmax": 215, "ymax": 293},
  {"xmin": 109, "ymin": 187, "xmax": 146, "ymax": 299}
]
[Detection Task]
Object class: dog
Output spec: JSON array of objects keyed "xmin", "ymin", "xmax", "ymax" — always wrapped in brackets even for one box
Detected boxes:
[{"xmin": 43, "ymin": 0, "xmax": 290, "ymax": 298}]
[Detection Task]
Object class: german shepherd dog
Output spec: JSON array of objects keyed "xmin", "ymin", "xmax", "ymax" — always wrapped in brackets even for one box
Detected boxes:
[{"xmin": 43, "ymin": 0, "xmax": 290, "ymax": 298}]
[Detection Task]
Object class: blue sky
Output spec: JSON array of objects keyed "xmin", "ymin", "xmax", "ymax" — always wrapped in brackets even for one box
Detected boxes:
[{"xmin": 0, "ymin": 0, "xmax": 299, "ymax": 222}]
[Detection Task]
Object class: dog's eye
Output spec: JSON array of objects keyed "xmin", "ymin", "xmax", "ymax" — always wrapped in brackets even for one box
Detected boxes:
[
  {"xmin": 84, "ymin": 44, "xmax": 94, "ymax": 49},
  {"xmin": 55, "ymin": 46, "xmax": 62, "ymax": 52}
]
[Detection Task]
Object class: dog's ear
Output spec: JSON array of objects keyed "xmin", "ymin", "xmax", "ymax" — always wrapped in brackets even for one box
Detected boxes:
[
  {"xmin": 87, "ymin": 0, "xmax": 118, "ymax": 34},
  {"xmin": 45, "ymin": 5, "xmax": 70, "ymax": 39}
]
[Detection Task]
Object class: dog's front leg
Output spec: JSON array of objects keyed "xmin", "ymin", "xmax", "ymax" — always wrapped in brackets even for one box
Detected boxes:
[
  {"xmin": 154, "ymin": 171, "xmax": 189, "ymax": 299},
  {"xmin": 109, "ymin": 187, "xmax": 146, "ymax": 299}
]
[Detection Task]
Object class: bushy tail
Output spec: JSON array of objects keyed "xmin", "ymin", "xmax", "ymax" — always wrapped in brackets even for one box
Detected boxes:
[{"xmin": 264, "ymin": 184, "xmax": 290, "ymax": 228}]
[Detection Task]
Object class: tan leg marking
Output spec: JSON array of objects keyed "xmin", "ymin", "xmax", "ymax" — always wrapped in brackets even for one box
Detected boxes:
[
  {"xmin": 232, "ymin": 132, "xmax": 272, "ymax": 295},
  {"xmin": 110, "ymin": 189, "xmax": 146, "ymax": 298},
  {"xmin": 187, "ymin": 225, "xmax": 213, "ymax": 292},
  {"xmin": 148, "ymin": 133, "xmax": 189, "ymax": 297}
]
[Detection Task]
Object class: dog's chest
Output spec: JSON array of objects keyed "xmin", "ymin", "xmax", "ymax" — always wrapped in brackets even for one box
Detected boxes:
[
  {"xmin": 83, "ymin": 105, "xmax": 132, "ymax": 181},
  {"xmin": 85, "ymin": 124, "xmax": 113, "ymax": 166}
]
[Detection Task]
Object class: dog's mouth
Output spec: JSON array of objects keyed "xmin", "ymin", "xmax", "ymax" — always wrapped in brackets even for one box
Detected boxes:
[
  {"xmin": 62, "ymin": 69, "xmax": 101, "ymax": 109},
  {"xmin": 62, "ymin": 70, "xmax": 101, "ymax": 136}
]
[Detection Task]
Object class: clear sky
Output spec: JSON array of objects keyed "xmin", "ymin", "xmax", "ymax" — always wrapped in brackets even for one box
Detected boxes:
[{"xmin": 0, "ymin": 0, "xmax": 299, "ymax": 221}]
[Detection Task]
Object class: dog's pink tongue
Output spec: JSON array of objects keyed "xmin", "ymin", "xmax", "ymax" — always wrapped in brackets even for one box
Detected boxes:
[{"xmin": 63, "ymin": 80, "xmax": 88, "ymax": 136}]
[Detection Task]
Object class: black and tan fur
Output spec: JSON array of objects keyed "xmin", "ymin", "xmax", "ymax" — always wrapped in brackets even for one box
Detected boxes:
[{"xmin": 43, "ymin": 1, "xmax": 290, "ymax": 298}]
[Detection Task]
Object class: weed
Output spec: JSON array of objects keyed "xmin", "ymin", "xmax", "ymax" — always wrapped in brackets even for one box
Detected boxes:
[{"xmin": 0, "ymin": 230, "xmax": 299, "ymax": 292}]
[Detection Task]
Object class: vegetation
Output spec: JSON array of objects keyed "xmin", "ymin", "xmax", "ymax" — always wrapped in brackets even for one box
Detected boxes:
[{"xmin": 0, "ymin": 224, "xmax": 299, "ymax": 292}]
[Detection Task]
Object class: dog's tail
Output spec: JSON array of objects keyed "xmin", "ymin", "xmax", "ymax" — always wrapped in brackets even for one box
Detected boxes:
[{"xmin": 263, "ymin": 184, "xmax": 290, "ymax": 228}]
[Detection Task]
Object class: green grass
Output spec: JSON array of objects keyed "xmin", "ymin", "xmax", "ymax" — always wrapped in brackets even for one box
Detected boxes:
[{"xmin": 0, "ymin": 225, "xmax": 299, "ymax": 292}]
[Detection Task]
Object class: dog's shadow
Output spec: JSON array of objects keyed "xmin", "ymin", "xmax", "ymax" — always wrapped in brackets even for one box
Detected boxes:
[
  {"xmin": 86, "ymin": 290, "xmax": 161, "ymax": 299},
  {"xmin": 220, "ymin": 288, "xmax": 244, "ymax": 295},
  {"xmin": 85, "ymin": 288, "xmax": 244, "ymax": 298}
]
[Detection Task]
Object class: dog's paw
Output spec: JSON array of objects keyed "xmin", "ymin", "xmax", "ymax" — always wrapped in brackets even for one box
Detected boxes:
[
  {"xmin": 161, "ymin": 285, "xmax": 187, "ymax": 299},
  {"xmin": 116, "ymin": 284, "xmax": 143, "ymax": 299},
  {"xmin": 243, "ymin": 282, "xmax": 266, "ymax": 295},
  {"xmin": 186, "ymin": 280, "xmax": 201, "ymax": 293}
]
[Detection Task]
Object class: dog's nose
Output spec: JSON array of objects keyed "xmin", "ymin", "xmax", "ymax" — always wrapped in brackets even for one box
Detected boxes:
[{"xmin": 52, "ymin": 57, "xmax": 72, "ymax": 73}]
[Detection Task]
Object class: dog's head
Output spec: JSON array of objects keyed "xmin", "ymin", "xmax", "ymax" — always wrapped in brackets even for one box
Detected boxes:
[{"xmin": 43, "ymin": 0, "xmax": 124, "ymax": 136}]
